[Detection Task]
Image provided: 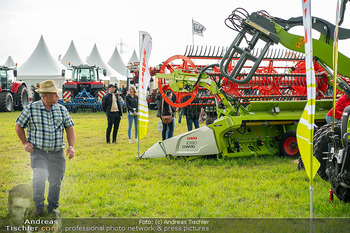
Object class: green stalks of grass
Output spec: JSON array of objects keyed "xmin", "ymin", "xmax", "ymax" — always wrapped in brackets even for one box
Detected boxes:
[{"xmin": 1, "ymin": 111, "xmax": 349, "ymax": 218}]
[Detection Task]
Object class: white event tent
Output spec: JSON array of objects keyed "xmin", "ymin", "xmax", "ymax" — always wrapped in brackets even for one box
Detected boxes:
[
  {"xmin": 60, "ymin": 40, "xmax": 85, "ymax": 81},
  {"xmin": 60, "ymin": 40, "xmax": 85, "ymax": 68},
  {"xmin": 86, "ymin": 44, "xmax": 119, "ymax": 85},
  {"xmin": 17, "ymin": 35, "xmax": 66, "ymax": 98},
  {"xmin": 128, "ymin": 49, "xmax": 139, "ymax": 65},
  {"xmin": 4, "ymin": 56, "xmax": 16, "ymax": 68},
  {"xmin": 107, "ymin": 46, "xmax": 128, "ymax": 81}
]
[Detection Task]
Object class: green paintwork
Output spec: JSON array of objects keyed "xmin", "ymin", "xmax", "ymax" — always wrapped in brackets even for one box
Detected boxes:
[
  {"xmin": 274, "ymin": 23, "xmax": 350, "ymax": 78},
  {"xmin": 156, "ymin": 69, "xmax": 331, "ymax": 158}
]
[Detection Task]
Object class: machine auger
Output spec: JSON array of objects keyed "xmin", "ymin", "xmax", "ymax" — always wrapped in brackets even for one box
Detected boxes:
[{"xmin": 141, "ymin": 5, "xmax": 350, "ymax": 202}]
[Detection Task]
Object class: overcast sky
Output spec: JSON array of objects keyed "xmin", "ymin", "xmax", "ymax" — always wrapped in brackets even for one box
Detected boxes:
[{"xmin": 1, "ymin": 0, "xmax": 349, "ymax": 67}]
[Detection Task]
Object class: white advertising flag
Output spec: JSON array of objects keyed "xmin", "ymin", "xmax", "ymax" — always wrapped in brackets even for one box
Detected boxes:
[{"xmin": 138, "ymin": 32, "xmax": 152, "ymax": 140}]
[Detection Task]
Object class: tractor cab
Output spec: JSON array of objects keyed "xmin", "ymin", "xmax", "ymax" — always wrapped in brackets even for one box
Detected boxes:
[
  {"xmin": 63, "ymin": 64, "xmax": 106, "ymax": 98},
  {"xmin": 71, "ymin": 65, "xmax": 98, "ymax": 83},
  {"xmin": 0, "ymin": 66, "xmax": 16, "ymax": 91},
  {"xmin": 0, "ymin": 66, "xmax": 28, "ymax": 112}
]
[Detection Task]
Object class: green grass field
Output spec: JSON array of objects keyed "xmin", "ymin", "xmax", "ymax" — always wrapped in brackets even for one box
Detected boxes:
[{"xmin": 0, "ymin": 110, "xmax": 349, "ymax": 218}]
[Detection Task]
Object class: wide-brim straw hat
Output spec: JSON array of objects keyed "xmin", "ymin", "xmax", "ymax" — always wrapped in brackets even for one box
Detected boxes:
[{"xmin": 35, "ymin": 80, "xmax": 62, "ymax": 93}]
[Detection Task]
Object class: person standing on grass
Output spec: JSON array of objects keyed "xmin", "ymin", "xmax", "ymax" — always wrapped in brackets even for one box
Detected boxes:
[
  {"xmin": 157, "ymin": 90, "xmax": 176, "ymax": 140},
  {"xmin": 102, "ymin": 84, "xmax": 123, "ymax": 144},
  {"xmin": 125, "ymin": 85, "xmax": 138, "ymax": 143},
  {"xmin": 183, "ymin": 99, "xmax": 201, "ymax": 131},
  {"xmin": 14, "ymin": 80, "xmax": 75, "ymax": 217}
]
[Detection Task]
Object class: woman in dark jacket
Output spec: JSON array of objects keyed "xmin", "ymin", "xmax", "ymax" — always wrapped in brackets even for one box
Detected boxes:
[
  {"xmin": 157, "ymin": 90, "xmax": 176, "ymax": 140},
  {"xmin": 125, "ymin": 86, "xmax": 138, "ymax": 143}
]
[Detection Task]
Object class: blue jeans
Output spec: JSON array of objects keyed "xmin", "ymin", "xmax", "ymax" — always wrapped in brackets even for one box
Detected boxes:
[
  {"xmin": 178, "ymin": 109, "xmax": 184, "ymax": 123},
  {"xmin": 186, "ymin": 117, "xmax": 200, "ymax": 131},
  {"xmin": 326, "ymin": 115, "xmax": 339, "ymax": 124},
  {"xmin": 127, "ymin": 113, "xmax": 138, "ymax": 139},
  {"xmin": 162, "ymin": 117, "xmax": 174, "ymax": 140},
  {"xmin": 31, "ymin": 148, "xmax": 65, "ymax": 211}
]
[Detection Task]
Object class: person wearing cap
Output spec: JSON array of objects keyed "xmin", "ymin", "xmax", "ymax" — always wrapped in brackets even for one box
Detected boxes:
[
  {"xmin": 14, "ymin": 80, "xmax": 75, "ymax": 217},
  {"xmin": 102, "ymin": 84, "xmax": 123, "ymax": 143}
]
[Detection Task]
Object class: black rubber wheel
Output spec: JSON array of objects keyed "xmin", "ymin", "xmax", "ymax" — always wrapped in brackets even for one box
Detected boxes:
[
  {"xmin": 14, "ymin": 85, "xmax": 29, "ymax": 110},
  {"xmin": 279, "ymin": 130, "xmax": 300, "ymax": 158},
  {"xmin": 0, "ymin": 92, "xmax": 14, "ymax": 112},
  {"xmin": 313, "ymin": 122, "xmax": 341, "ymax": 181}
]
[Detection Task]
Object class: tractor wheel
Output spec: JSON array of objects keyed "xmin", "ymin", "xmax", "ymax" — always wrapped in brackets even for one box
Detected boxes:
[
  {"xmin": 0, "ymin": 92, "xmax": 14, "ymax": 112},
  {"xmin": 313, "ymin": 122, "xmax": 341, "ymax": 181},
  {"xmin": 14, "ymin": 85, "xmax": 29, "ymax": 111},
  {"xmin": 279, "ymin": 130, "xmax": 300, "ymax": 158}
]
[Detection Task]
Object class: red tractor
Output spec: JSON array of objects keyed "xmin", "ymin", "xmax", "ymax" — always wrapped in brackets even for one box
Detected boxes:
[
  {"xmin": 61, "ymin": 64, "xmax": 107, "ymax": 112},
  {"xmin": 0, "ymin": 66, "xmax": 28, "ymax": 112},
  {"xmin": 62, "ymin": 64, "xmax": 106, "ymax": 100}
]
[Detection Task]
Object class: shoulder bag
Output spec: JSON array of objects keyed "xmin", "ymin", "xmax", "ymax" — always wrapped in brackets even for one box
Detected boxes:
[{"xmin": 161, "ymin": 99, "xmax": 173, "ymax": 124}]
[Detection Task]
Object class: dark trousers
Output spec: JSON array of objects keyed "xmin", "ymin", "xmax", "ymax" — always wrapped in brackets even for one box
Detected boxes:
[
  {"xmin": 162, "ymin": 118, "xmax": 174, "ymax": 141},
  {"xmin": 31, "ymin": 148, "xmax": 65, "ymax": 211},
  {"xmin": 186, "ymin": 116, "xmax": 200, "ymax": 131},
  {"xmin": 106, "ymin": 111, "xmax": 121, "ymax": 143}
]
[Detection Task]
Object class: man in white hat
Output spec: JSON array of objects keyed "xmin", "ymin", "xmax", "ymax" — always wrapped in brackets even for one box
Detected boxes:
[{"xmin": 14, "ymin": 80, "xmax": 75, "ymax": 217}]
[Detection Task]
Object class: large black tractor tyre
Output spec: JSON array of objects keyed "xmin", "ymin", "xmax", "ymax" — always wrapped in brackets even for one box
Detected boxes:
[
  {"xmin": 0, "ymin": 92, "xmax": 14, "ymax": 112},
  {"xmin": 14, "ymin": 85, "xmax": 29, "ymax": 111},
  {"xmin": 279, "ymin": 130, "xmax": 300, "ymax": 158},
  {"xmin": 313, "ymin": 122, "xmax": 341, "ymax": 181}
]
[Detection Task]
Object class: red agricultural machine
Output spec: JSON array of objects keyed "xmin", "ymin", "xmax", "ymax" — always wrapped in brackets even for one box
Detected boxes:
[
  {"xmin": 158, "ymin": 45, "xmax": 339, "ymax": 110},
  {"xmin": 60, "ymin": 64, "xmax": 106, "ymax": 112},
  {"xmin": 0, "ymin": 65, "xmax": 28, "ymax": 112},
  {"xmin": 127, "ymin": 61, "xmax": 159, "ymax": 85}
]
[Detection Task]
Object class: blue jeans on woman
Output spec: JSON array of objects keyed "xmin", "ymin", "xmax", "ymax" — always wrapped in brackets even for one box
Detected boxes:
[
  {"xmin": 162, "ymin": 118, "xmax": 174, "ymax": 140},
  {"xmin": 128, "ymin": 113, "xmax": 138, "ymax": 140}
]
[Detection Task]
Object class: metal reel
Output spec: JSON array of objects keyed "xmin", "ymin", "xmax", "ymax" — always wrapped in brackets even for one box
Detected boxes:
[{"xmin": 158, "ymin": 55, "xmax": 199, "ymax": 108}]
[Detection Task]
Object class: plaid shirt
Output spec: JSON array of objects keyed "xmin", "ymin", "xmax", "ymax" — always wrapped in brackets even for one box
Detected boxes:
[{"xmin": 16, "ymin": 100, "xmax": 74, "ymax": 152}]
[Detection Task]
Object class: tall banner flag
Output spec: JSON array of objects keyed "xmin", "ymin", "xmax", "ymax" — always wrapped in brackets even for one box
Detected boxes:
[
  {"xmin": 297, "ymin": 0, "xmax": 320, "ymax": 182},
  {"xmin": 297, "ymin": 0, "xmax": 320, "ymax": 219},
  {"xmin": 192, "ymin": 19, "xmax": 206, "ymax": 36},
  {"xmin": 138, "ymin": 31, "xmax": 152, "ymax": 140},
  {"xmin": 332, "ymin": 0, "xmax": 341, "ymax": 129}
]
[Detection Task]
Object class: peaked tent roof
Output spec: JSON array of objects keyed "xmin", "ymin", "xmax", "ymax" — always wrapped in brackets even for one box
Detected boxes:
[
  {"xmin": 4, "ymin": 56, "xmax": 16, "ymax": 67},
  {"xmin": 60, "ymin": 40, "xmax": 85, "ymax": 67},
  {"xmin": 18, "ymin": 35, "xmax": 65, "ymax": 77},
  {"xmin": 86, "ymin": 44, "xmax": 121, "ymax": 81},
  {"xmin": 107, "ymin": 46, "xmax": 128, "ymax": 80},
  {"xmin": 17, "ymin": 35, "xmax": 66, "ymax": 98},
  {"xmin": 127, "ymin": 50, "xmax": 139, "ymax": 65}
]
